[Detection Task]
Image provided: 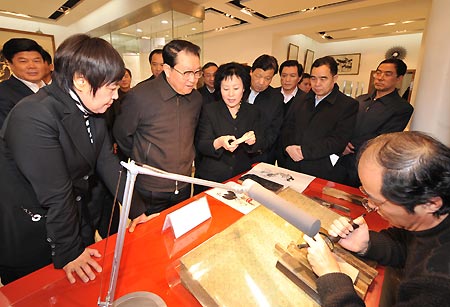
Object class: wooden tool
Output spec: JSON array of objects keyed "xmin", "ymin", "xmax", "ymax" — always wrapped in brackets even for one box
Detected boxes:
[{"xmin": 322, "ymin": 186, "xmax": 364, "ymax": 205}]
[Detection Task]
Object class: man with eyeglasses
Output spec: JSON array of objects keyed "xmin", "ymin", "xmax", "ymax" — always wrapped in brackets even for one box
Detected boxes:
[
  {"xmin": 334, "ymin": 58, "xmax": 414, "ymax": 187},
  {"xmin": 197, "ymin": 62, "xmax": 218, "ymax": 105},
  {"xmin": 113, "ymin": 40, "xmax": 203, "ymax": 231},
  {"xmin": 303, "ymin": 131, "xmax": 450, "ymax": 307}
]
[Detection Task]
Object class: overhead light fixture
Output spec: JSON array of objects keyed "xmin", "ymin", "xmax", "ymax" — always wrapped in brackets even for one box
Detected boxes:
[
  {"xmin": 57, "ymin": 6, "xmax": 71, "ymax": 15},
  {"xmin": 191, "ymin": 27, "xmax": 197, "ymax": 31},
  {"xmin": 383, "ymin": 22, "xmax": 396, "ymax": 26},
  {"xmin": 350, "ymin": 27, "xmax": 358, "ymax": 31},
  {"xmin": 136, "ymin": 28, "xmax": 143, "ymax": 33},
  {"xmin": 360, "ymin": 26, "xmax": 370, "ymax": 29},
  {"xmin": 402, "ymin": 20, "xmax": 414, "ymax": 24},
  {"xmin": 161, "ymin": 20, "xmax": 169, "ymax": 24},
  {"xmin": 0, "ymin": 10, "xmax": 31, "ymax": 18},
  {"xmin": 318, "ymin": 31, "xmax": 333, "ymax": 40},
  {"xmin": 240, "ymin": 8, "xmax": 253, "ymax": 16}
]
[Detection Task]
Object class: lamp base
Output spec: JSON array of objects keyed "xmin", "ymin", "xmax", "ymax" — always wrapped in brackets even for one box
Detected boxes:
[{"xmin": 113, "ymin": 291, "xmax": 167, "ymax": 307}]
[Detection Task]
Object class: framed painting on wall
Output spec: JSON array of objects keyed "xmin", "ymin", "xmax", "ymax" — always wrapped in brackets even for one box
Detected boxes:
[
  {"xmin": 330, "ymin": 53, "xmax": 361, "ymax": 75},
  {"xmin": 0, "ymin": 27, "xmax": 55, "ymax": 82},
  {"xmin": 287, "ymin": 43, "xmax": 299, "ymax": 60},
  {"xmin": 303, "ymin": 49, "xmax": 314, "ymax": 74}
]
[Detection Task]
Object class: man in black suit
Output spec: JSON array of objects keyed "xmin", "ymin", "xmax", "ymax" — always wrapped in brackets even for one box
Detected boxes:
[
  {"xmin": 197, "ymin": 62, "xmax": 218, "ymax": 105},
  {"xmin": 247, "ymin": 54, "xmax": 284, "ymax": 164},
  {"xmin": 278, "ymin": 60, "xmax": 304, "ymax": 115},
  {"xmin": 114, "ymin": 40, "xmax": 203, "ymax": 221},
  {"xmin": 333, "ymin": 58, "xmax": 414, "ymax": 187},
  {"xmin": 282, "ymin": 56, "xmax": 358, "ymax": 181},
  {"xmin": 137, "ymin": 48, "xmax": 163, "ymax": 85},
  {"xmin": 0, "ymin": 38, "xmax": 45, "ymax": 127}
]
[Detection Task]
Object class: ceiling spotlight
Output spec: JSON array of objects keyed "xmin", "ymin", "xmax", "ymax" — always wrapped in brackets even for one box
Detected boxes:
[
  {"xmin": 360, "ymin": 26, "xmax": 370, "ymax": 29},
  {"xmin": 161, "ymin": 20, "xmax": 169, "ymax": 24},
  {"xmin": 191, "ymin": 27, "xmax": 196, "ymax": 31},
  {"xmin": 350, "ymin": 28, "xmax": 358, "ymax": 31},
  {"xmin": 57, "ymin": 6, "xmax": 71, "ymax": 15},
  {"xmin": 402, "ymin": 20, "xmax": 414, "ymax": 24},
  {"xmin": 136, "ymin": 28, "xmax": 143, "ymax": 33},
  {"xmin": 383, "ymin": 22, "xmax": 396, "ymax": 26}
]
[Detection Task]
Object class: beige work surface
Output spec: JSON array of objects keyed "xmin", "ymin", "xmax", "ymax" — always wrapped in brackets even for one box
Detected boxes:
[{"xmin": 180, "ymin": 188, "xmax": 343, "ymax": 307}]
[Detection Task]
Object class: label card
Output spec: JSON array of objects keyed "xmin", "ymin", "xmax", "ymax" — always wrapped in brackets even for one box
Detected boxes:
[{"xmin": 162, "ymin": 196, "xmax": 211, "ymax": 238}]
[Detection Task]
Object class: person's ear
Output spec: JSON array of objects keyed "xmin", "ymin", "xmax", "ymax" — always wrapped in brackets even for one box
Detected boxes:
[
  {"xmin": 73, "ymin": 73, "xmax": 87, "ymax": 92},
  {"xmin": 422, "ymin": 196, "xmax": 443, "ymax": 214},
  {"xmin": 163, "ymin": 64, "xmax": 171, "ymax": 78}
]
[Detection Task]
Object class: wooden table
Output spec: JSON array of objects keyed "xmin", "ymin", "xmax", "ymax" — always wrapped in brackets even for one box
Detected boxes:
[{"xmin": 0, "ymin": 177, "xmax": 389, "ymax": 307}]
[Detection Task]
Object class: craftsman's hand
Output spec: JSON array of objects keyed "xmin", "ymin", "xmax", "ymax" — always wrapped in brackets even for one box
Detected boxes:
[
  {"xmin": 214, "ymin": 135, "xmax": 238, "ymax": 152},
  {"xmin": 328, "ymin": 216, "xmax": 370, "ymax": 254},
  {"xmin": 303, "ymin": 234, "xmax": 340, "ymax": 277},
  {"xmin": 128, "ymin": 212, "xmax": 160, "ymax": 233},
  {"xmin": 342, "ymin": 142, "xmax": 355, "ymax": 155},
  {"xmin": 243, "ymin": 131, "xmax": 256, "ymax": 145},
  {"xmin": 286, "ymin": 145, "xmax": 304, "ymax": 162},
  {"xmin": 63, "ymin": 248, "xmax": 102, "ymax": 284}
]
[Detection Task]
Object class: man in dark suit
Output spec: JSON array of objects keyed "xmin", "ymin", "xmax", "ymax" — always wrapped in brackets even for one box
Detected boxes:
[
  {"xmin": 333, "ymin": 58, "xmax": 414, "ymax": 187},
  {"xmin": 281, "ymin": 56, "xmax": 358, "ymax": 181},
  {"xmin": 197, "ymin": 62, "xmax": 218, "ymax": 105},
  {"xmin": 0, "ymin": 38, "xmax": 45, "ymax": 127},
  {"xmin": 247, "ymin": 54, "xmax": 284, "ymax": 164},
  {"xmin": 137, "ymin": 48, "xmax": 163, "ymax": 85},
  {"xmin": 277, "ymin": 60, "xmax": 304, "ymax": 115},
  {"xmin": 114, "ymin": 40, "xmax": 203, "ymax": 221}
]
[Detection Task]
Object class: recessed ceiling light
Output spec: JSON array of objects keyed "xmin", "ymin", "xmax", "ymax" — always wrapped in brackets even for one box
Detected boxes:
[
  {"xmin": 191, "ymin": 27, "xmax": 196, "ymax": 31},
  {"xmin": 136, "ymin": 28, "xmax": 143, "ymax": 32},
  {"xmin": 402, "ymin": 20, "xmax": 414, "ymax": 24},
  {"xmin": 161, "ymin": 20, "xmax": 169, "ymax": 24},
  {"xmin": 360, "ymin": 26, "xmax": 370, "ymax": 29},
  {"xmin": 383, "ymin": 22, "xmax": 396, "ymax": 26},
  {"xmin": 350, "ymin": 28, "xmax": 358, "ymax": 31}
]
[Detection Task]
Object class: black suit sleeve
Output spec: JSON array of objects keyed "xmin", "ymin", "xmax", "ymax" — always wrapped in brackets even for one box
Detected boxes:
[
  {"xmin": 113, "ymin": 91, "xmax": 140, "ymax": 158},
  {"xmin": 5, "ymin": 103, "xmax": 84, "ymax": 269}
]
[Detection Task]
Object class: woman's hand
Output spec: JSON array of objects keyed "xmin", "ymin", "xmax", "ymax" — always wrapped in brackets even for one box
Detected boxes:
[
  {"xmin": 128, "ymin": 212, "xmax": 160, "ymax": 233},
  {"xmin": 328, "ymin": 216, "xmax": 370, "ymax": 254},
  {"xmin": 303, "ymin": 233, "xmax": 340, "ymax": 277},
  {"xmin": 242, "ymin": 131, "xmax": 256, "ymax": 145},
  {"xmin": 63, "ymin": 248, "xmax": 102, "ymax": 284},
  {"xmin": 214, "ymin": 135, "xmax": 238, "ymax": 152}
]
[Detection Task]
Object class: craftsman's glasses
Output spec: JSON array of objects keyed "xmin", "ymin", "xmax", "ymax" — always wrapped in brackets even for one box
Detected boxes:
[
  {"xmin": 359, "ymin": 186, "xmax": 385, "ymax": 212},
  {"xmin": 172, "ymin": 67, "xmax": 203, "ymax": 79}
]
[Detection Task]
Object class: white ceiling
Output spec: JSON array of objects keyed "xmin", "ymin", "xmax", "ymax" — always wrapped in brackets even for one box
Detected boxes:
[{"xmin": 0, "ymin": 0, "xmax": 431, "ymax": 42}]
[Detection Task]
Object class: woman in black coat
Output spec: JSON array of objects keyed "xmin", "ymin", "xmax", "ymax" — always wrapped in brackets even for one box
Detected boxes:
[
  {"xmin": 0, "ymin": 34, "xmax": 127, "ymax": 285},
  {"xmin": 194, "ymin": 62, "xmax": 263, "ymax": 194}
]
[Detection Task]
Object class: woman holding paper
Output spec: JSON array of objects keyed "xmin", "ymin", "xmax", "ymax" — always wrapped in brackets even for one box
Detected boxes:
[{"xmin": 194, "ymin": 62, "xmax": 263, "ymax": 194}]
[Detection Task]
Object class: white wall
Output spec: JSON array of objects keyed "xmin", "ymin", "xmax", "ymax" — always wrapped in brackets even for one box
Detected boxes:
[{"xmin": 203, "ymin": 28, "xmax": 422, "ymax": 92}]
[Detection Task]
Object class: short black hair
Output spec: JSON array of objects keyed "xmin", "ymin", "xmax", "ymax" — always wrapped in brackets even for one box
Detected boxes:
[
  {"xmin": 53, "ymin": 34, "xmax": 125, "ymax": 96},
  {"xmin": 148, "ymin": 48, "xmax": 163, "ymax": 63},
  {"xmin": 358, "ymin": 131, "xmax": 450, "ymax": 217},
  {"xmin": 251, "ymin": 54, "xmax": 278, "ymax": 75},
  {"xmin": 162, "ymin": 40, "xmax": 200, "ymax": 68},
  {"xmin": 299, "ymin": 73, "xmax": 311, "ymax": 84},
  {"xmin": 214, "ymin": 62, "xmax": 251, "ymax": 102},
  {"xmin": 311, "ymin": 56, "xmax": 338, "ymax": 76},
  {"xmin": 378, "ymin": 58, "xmax": 407, "ymax": 76},
  {"xmin": 1, "ymin": 38, "xmax": 44, "ymax": 62},
  {"xmin": 202, "ymin": 62, "xmax": 218, "ymax": 71},
  {"xmin": 42, "ymin": 49, "xmax": 52, "ymax": 65},
  {"xmin": 124, "ymin": 68, "xmax": 132, "ymax": 79},
  {"xmin": 279, "ymin": 60, "xmax": 303, "ymax": 76}
]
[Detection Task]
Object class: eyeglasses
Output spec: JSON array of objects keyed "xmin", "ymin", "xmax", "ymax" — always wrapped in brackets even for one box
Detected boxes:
[
  {"xmin": 373, "ymin": 70, "xmax": 396, "ymax": 78},
  {"xmin": 172, "ymin": 67, "xmax": 203, "ymax": 79},
  {"xmin": 359, "ymin": 186, "xmax": 387, "ymax": 212}
]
